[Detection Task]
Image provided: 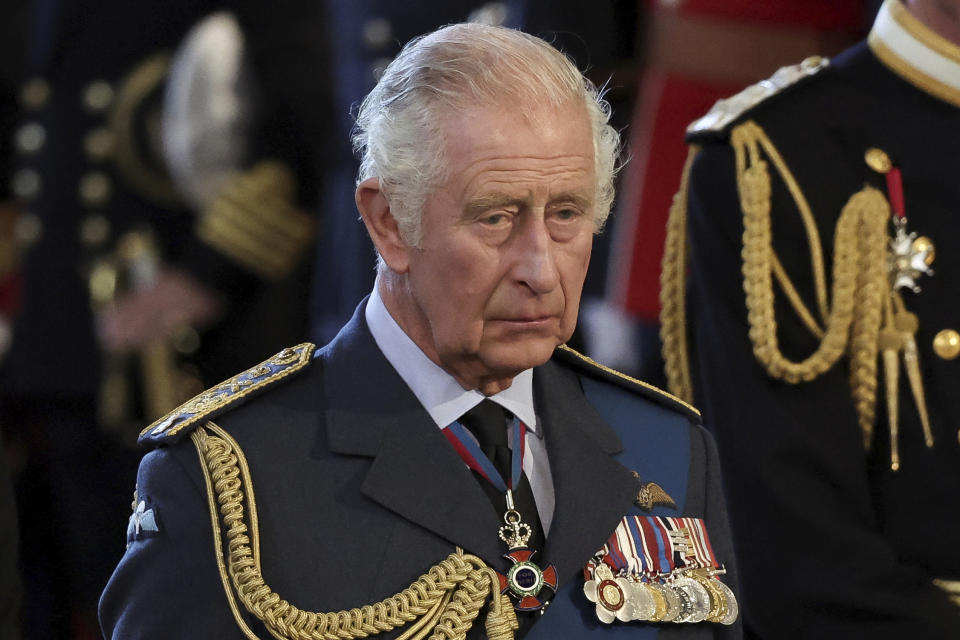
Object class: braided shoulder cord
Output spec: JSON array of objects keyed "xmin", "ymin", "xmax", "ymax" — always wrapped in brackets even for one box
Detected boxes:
[
  {"xmin": 190, "ymin": 423, "xmax": 517, "ymax": 640},
  {"xmin": 847, "ymin": 190, "xmax": 892, "ymax": 446},
  {"xmin": 732, "ymin": 121, "xmax": 890, "ymax": 442},
  {"xmin": 659, "ymin": 146, "xmax": 699, "ymax": 402}
]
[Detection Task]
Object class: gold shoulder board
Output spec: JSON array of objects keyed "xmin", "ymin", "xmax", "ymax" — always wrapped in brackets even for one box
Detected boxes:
[{"xmin": 139, "ymin": 342, "xmax": 316, "ymax": 445}]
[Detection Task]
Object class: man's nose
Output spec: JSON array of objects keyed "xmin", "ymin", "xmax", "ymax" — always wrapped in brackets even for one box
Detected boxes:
[{"xmin": 512, "ymin": 218, "xmax": 560, "ymax": 294}]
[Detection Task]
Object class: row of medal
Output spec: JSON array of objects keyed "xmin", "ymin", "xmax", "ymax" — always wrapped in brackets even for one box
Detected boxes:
[{"xmin": 582, "ymin": 515, "xmax": 738, "ymax": 625}]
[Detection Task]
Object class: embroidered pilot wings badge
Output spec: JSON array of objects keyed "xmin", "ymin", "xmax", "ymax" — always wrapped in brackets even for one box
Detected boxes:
[{"xmin": 631, "ymin": 471, "xmax": 677, "ymax": 512}]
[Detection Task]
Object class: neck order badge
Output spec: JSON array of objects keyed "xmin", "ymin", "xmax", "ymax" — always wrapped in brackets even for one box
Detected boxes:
[{"xmin": 444, "ymin": 410, "xmax": 558, "ymax": 611}]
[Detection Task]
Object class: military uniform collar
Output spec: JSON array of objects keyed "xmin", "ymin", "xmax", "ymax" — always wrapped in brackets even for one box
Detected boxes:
[
  {"xmin": 365, "ymin": 282, "xmax": 539, "ymax": 433},
  {"xmin": 869, "ymin": 0, "xmax": 960, "ymax": 107}
]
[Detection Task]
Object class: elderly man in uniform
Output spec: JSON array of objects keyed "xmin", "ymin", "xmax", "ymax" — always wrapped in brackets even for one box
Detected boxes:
[
  {"xmin": 100, "ymin": 24, "xmax": 741, "ymax": 639},
  {"xmin": 660, "ymin": 0, "xmax": 960, "ymax": 637}
]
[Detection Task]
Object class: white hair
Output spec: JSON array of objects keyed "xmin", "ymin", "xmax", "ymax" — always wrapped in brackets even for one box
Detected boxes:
[{"xmin": 353, "ymin": 22, "xmax": 621, "ymax": 247}]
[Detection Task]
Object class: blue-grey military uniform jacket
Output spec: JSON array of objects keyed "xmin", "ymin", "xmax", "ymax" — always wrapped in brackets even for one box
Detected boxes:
[{"xmin": 100, "ymin": 302, "xmax": 741, "ymax": 639}]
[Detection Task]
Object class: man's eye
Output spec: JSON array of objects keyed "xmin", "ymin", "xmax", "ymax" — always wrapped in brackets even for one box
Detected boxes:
[
  {"xmin": 481, "ymin": 213, "xmax": 509, "ymax": 225},
  {"xmin": 554, "ymin": 208, "xmax": 580, "ymax": 221}
]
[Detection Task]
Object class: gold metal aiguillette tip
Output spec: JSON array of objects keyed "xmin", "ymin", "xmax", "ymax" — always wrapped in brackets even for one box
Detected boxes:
[{"xmin": 865, "ymin": 147, "xmax": 893, "ymax": 174}]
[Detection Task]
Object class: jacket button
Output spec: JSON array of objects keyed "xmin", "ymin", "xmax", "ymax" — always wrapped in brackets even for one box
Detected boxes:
[
  {"xmin": 11, "ymin": 168, "xmax": 40, "ymax": 199},
  {"xmin": 15, "ymin": 123, "xmax": 46, "ymax": 154},
  {"xmin": 20, "ymin": 78, "xmax": 50, "ymax": 109},
  {"xmin": 82, "ymin": 80, "xmax": 114, "ymax": 112},
  {"xmin": 933, "ymin": 329, "xmax": 960, "ymax": 360}
]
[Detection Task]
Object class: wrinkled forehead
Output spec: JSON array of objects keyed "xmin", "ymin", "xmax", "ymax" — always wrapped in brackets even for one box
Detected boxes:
[{"xmin": 432, "ymin": 99, "xmax": 596, "ymax": 171}]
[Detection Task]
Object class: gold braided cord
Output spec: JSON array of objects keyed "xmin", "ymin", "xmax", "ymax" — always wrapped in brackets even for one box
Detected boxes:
[
  {"xmin": 771, "ymin": 254, "xmax": 824, "ymax": 339},
  {"xmin": 847, "ymin": 195, "xmax": 890, "ymax": 444},
  {"xmin": 737, "ymin": 124, "xmax": 852, "ymax": 381},
  {"xmin": 750, "ymin": 124, "xmax": 831, "ymax": 324},
  {"xmin": 193, "ymin": 424, "xmax": 266, "ymax": 640},
  {"xmin": 736, "ymin": 130, "xmax": 850, "ymax": 383},
  {"xmin": 190, "ymin": 423, "xmax": 516, "ymax": 640},
  {"xmin": 733, "ymin": 120, "xmax": 891, "ymax": 443},
  {"xmin": 659, "ymin": 146, "xmax": 700, "ymax": 402}
]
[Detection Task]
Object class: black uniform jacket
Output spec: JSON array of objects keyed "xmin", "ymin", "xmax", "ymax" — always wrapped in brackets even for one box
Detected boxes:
[
  {"xmin": 100, "ymin": 301, "xmax": 741, "ymax": 639},
  {"xmin": 680, "ymin": 40, "xmax": 960, "ymax": 639}
]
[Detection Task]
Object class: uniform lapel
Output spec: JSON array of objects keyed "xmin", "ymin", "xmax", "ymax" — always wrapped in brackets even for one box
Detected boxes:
[
  {"xmin": 320, "ymin": 304, "xmax": 504, "ymax": 565},
  {"xmin": 535, "ymin": 359, "xmax": 640, "ymax": 583}
]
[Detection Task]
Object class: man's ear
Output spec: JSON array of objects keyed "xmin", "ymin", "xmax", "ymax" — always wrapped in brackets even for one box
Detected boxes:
[{"xmin": 355, "ymin": 177, "xmax": 410, "ymax": 274}]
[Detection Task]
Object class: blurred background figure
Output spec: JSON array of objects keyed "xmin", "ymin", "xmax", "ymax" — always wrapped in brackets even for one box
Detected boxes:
[
  {"xmin": 589, "ymin": 0, "xmax": 872, "ymax": 380},
  {"xmin": 659, "ymin": 0, "xmax": 960, "ymax": 636},
  {"xmin": 310, "ymin": 0, "xmax": 640, "ymax": 347},
  {"xmin": 0, "ymin": 0, "xmax": 329, "ymax": 636}
]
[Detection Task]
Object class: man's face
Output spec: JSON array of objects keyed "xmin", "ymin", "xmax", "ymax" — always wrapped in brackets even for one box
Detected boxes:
[{"xmin": 398, "ymin": 102, "xmax": 596, "ymax": 393}]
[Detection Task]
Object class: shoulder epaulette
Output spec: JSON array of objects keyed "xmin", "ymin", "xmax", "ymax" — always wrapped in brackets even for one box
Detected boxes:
[
  {"xmin": 138, "ymin": 342, "xmax": 316, "ymax": 446},
  {"xmin": 554, "ymin": 344, "xmax": 701, "ymax": 424},
  {"xmin": 686, "ymin": 56, "xmax": 830, "ymax": 139}
]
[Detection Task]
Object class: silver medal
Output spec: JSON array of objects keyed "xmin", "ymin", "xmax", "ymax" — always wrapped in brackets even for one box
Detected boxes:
[
  {"xmin": 672, "ymin": 575, "xmax": 711, "ymax": 623},
  {"xmin": 620, "ymin": 581, "xmax": 657, "ymax": 622},
  {"xmin": 715, "ymin": 579, "xmax": 739, "ymax": 625}
]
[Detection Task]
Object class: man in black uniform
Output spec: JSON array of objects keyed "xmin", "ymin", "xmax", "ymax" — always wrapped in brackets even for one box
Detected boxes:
[
  {"xmin": 0, "ymin": 1, "xmax": 329, "ymax": 635},
  {"xmin": 660, "ymin": 0, "xmax": 960, "ymax": 637},
  {"xmin": 101, "ymin": 23, "xmax": 741, "ymax": 639}
]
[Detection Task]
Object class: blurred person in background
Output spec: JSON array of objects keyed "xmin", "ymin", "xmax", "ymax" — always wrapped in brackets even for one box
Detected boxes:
[
  {"xmin": 660, "ymin": 0, "xmax": 960, "ymax": 636},
  {"xmin": 0, "ymin": 0, "xmax": 330, "ymax": 636}
]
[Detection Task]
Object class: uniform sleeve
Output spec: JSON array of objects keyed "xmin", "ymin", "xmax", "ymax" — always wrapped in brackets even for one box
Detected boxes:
[
  {"xmin": 175, "ymin": 0, "xmax": 334, "ymax": 296},
  {"xmin": 98, "ymin": 447, "xmax": 251, "ymax": 638},
  {"xmin": 684, "ymin": 143, "xmax": 960, "ymax": 638}
]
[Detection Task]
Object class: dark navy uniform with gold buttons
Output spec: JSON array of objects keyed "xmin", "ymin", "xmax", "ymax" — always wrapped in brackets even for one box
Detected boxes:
[
  {"xmin": 659, "ymin": 1, "xmax": 960, "ymax": 637},
  {"xmin": 0, "ymin": 1, "xmax": 329, "ymax": 635},
  {"xmin": 1, "ymin": 3, "xmax": 220, "ymax": 635}
]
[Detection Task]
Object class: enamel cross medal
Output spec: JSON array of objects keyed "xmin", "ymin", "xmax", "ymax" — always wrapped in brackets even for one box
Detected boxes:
[
  {"xmin": 443, "ymin": 413, "xmax": 557, "ymax": 611},
  {"xmin": 496, "ymin": 489, "xmax": 558, "ymax": 611}
]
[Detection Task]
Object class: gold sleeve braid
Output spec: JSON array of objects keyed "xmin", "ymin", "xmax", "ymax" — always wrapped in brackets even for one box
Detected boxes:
[
  {"xmin": 190, "ymin": 422, "xmax": 518, "ymax": 640},
  {"xmin": 197, "ymin": 161, "xmax": 316, "ymax": 281},
  {"xmin": 660, "ymin": 120, "xmax": 892, "ymax": 448}
]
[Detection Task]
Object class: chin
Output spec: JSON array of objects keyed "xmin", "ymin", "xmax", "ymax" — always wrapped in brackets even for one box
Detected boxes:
[{"xmin": 483, "ymin": 338, "xmax": 559, "ymax": 374}]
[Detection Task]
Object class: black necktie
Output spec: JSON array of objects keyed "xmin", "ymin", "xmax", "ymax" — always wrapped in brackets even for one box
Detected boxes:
[{"xmin": 458, "ymin": 400, "xmax": 545, "ymax": 553}]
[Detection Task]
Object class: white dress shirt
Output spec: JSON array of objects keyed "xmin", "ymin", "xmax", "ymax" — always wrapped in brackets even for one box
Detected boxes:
[{"xmin": 366, "ymin": 283, "xmax": 556, "ymax": 533}]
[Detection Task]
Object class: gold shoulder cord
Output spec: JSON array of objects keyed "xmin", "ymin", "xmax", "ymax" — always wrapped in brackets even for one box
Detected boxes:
[
  {"xmin": 660, "ymin": 120, "xmax": 892, "ymax": 447},
  {"xmin": 190, "ymin": 423, "xmax": 518, "ymax": 640},
  {"xmin": 659, "ymin": 146, "xmax": 699, "ymax": 403}
]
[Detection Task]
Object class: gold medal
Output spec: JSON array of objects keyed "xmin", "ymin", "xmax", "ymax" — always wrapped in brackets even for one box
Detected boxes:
[
  {"xmin": 691, "ymin": 571, "xmax": 727, "ymax": 623},
  {"xmin": 649, "ymin": 581, "xmax": 682, "ymax": 622}
]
